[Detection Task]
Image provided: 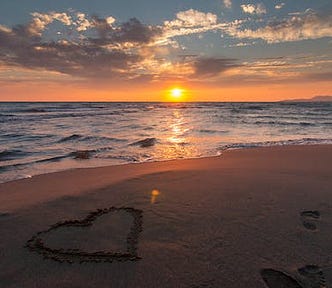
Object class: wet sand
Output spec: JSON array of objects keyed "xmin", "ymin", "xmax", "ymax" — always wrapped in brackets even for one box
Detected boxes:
[{"xmin": 0, "ymin": 145, "xmax": 331, "ymax": 287}]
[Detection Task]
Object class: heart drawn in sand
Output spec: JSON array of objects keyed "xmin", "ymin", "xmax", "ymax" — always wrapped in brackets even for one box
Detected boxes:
[{"xmin": 25, "ymin": 207, "xmax": 143, "ymax": 264}]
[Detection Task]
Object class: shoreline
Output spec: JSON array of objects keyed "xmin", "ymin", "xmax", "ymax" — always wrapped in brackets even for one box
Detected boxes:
[
  {"xmin": 0, "ymin": 144, "xmax": 331, "ymax": 212},
  {"xmin": 1, "ymin": 141, "xmax": 331, "ymax": 185}
]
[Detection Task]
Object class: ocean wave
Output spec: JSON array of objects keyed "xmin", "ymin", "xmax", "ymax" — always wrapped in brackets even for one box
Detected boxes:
[
  {"xmin": 219, "ymin": 138, "xmax": 332, "ymax": 151},
  {"xmin": 0, "ymin": 147, "xmax": 115, "ymax": 171},
  {"xmin": 58, "ymin": 134, "xmax": 83, "ymax": 142},
  {"xmin": 0, "ymin": 134, "xmax": 54, "ymax": 145},
  {"xmin": 130, "ymin": 138, "xmax": 157, "ymax": 148},
  {"xmin": 143, "ymin": 126, "xmax": 154, "ymax": 131},
  {"xmin": 0, "ymin": 152, "xmax": 87, "ymax": 172},
  {"xmin": 199, "ymin": 129, "xmax": 230, "ymax": 134},
  {"xmin": 299, "ymin": 122, "xmax": 313, "ymax": 126},
  {"xmin": 246, "ymin": 105, "xmax": 264, "ymax": 110},
  {"xmin": 69, "ymin": 150, "xmax": 94, "ymax": 160},
  {"xmin": 35, "ymin": 155, "xmax": 69, "ymax": 163},
  {"xmin": 253, "ymin": 121, "xmax": 315, "ymax": 126},
  {"xmin": 58, "ymin": 134, "xmax": 126, "ymax": 143},
  {"xmin": 1, "ymin": 111, "xmax": 122, "ymax": 123},
  {"xmin": 103, "ymin": 155, "xmax": 140, "ymax": 162},
  {"xmin": 69, "ymin": 147, "xmax": 115, "ymax": 159},
  {"xmin": 1, "ymin": 133, "xmax": 26, "ymax": 139},
  {"xmin": 199, "ymin": 129, "xmax": 217, "ymax": 134},
  {"xmin": 1, "ymin": 154, "xmax": 73, "ymax": 172},
  {"xmin": 145, "ymin": 105, "xmax": 155, "ymax": 111},
  {"xmin": 84, "ymin": 136, "xmax": 126, "ymax": 142},
  {"xmin": 21, "ymin": 108, "xmax": 47, "ymax": 113},
  {"xmin": 0, "ymin": 149, "xmax": 28, "ymax": 161},
  {"xmin": 0, "ymin": 113, "xmax": 17, "ymax": 118},
  {"xmin": 0, "ymin": 161, "xmax": 31, "ymax": 172}
]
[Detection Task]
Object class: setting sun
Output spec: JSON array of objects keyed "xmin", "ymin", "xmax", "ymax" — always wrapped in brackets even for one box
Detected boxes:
[
  {"xmin": 168, "ymin": 88, "xmax": 187, "ymax": 101},
  {"xmin": 171, "ymin": 88, "xmax": 182, "ymax": 98}
]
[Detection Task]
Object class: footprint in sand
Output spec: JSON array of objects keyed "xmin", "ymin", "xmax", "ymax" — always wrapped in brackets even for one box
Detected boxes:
[
  {"xmin": 261, "ymin": 266, "xmax": 326, "ymax": 288},
  {"xmin": 261, "ymin": 269, "xmax": 302, "ymax": 288},
  {"xmin": 298, "ymin": 265, "xmax": 326, "ymax": 288},
  {"xmin": 300, "ymin": 210, "xmax": 321, "ymax": 231}
]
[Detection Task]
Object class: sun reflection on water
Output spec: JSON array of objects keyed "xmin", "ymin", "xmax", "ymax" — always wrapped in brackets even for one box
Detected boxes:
[
  {"xmin": 168, "ymin": 110, "xmax": 188, "ymax": 145},
  {"xmin": 158, "ymin": 108, "xmax": 198, "ymax": 159}
]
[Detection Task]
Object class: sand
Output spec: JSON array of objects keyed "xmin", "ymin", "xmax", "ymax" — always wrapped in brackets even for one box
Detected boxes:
[{"xmin": 0, "ymin": 145, "xmax": 331, "ymax": 288}]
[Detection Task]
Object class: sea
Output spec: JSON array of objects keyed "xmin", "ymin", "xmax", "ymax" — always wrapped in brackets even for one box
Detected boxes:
[{"xmin": 0, "ymin": 102, "xmax": 331, "ymax": 183}]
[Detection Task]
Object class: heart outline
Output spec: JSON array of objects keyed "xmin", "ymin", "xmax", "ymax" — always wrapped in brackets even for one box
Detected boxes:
[{"xmin": 25, "ymin": 207, "xmax": 143, "ymax": 264}]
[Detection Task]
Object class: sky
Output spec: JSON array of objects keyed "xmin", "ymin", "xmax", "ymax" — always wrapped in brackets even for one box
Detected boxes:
[{"xmin": 0, "ymin": 0, "xmax": 331, "ymax": 101}]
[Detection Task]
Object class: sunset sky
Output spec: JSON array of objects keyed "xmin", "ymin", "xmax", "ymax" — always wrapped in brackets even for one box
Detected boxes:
[{"xmin": 0, "ymin": 0, "xmax": 331, "ymax": 101}]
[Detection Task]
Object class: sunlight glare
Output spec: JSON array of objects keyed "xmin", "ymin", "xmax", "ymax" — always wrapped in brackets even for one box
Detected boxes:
[
  {"xmin": 168, "ymin": 87, "xmax": 187, "ymax": 101},
  {"xmin": 171, "ymin": 88, "xmax": 182, "ymax": 98},
  {"xmin": 150, "ymin": 189, "xmax": 160, "ymax": 204}
]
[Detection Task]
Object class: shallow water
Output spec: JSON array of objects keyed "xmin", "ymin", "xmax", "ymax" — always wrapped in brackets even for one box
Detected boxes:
[{"xmin": 0, "ymin": 102, "xmax": 331, "ymax": 183}]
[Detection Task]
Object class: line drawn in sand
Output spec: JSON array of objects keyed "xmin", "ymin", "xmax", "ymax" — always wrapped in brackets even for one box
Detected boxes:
[{"xmin": 25, "ymin": 207, "xmax": 143, "ymax": 264}]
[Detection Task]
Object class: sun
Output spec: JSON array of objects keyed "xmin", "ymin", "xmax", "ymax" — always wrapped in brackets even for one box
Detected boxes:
[
  {"xmin": 171, "ymin": 88, "xmax": 183, "ymax": 98},
  {"xmin": 168, "ymin": 88, "xmax": 186, "ymax": 101}
]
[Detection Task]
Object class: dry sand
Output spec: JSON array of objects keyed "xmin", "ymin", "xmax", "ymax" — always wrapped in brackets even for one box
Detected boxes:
[{"xmin": 0, "ymin": 145, "xmax": 331, "ymax": 288}]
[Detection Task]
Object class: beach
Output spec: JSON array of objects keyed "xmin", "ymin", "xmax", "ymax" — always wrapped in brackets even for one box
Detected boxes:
[{"xmin": 0, "ymin": 145, "xmax": 332, "ymax": 287}]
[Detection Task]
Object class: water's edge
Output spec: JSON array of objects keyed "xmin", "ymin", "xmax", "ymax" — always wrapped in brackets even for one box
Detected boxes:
[{"xmin": 1, "ymin": 142, "xmax": 331, "ymax": 185}]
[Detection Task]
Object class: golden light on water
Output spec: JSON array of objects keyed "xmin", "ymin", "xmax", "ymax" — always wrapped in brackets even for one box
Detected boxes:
[{"xmin": 159, "ymin": 108, "xmax": 199, "ymax": 160}]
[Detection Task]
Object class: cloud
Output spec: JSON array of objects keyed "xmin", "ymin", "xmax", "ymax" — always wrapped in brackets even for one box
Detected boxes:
[
  {"xmin": 1, "ymin": 10, "xmax": 235, "ymax": 83},
  {"xmin": 76, "ymin": 13, "xmax": 92, "ymax": 31},
  {"xmin": 28, "ymin": 12, "xmax": 72, "ymax": 36},
  {"xmin": 3, "ymin": 8, "xmax": 330, "ymax": 87},
  {"xmin": 164, "ymin": 9, "xmax": 217, "ymax": 28},
  {"xmin": 288, "ymin": 9, "xmax": 316, "ymax": 16},
  {"xmin": 28, "ymin": 11, "xmax": 114, "ymax": 35},
  {"xmin": 241, "ymin": 3, "xmax": 267, "ymax": 15},
  {"xmin": 161, "ymin": 9, "xmax": 236, "ymax": 40},
  {"xmin": 275, "ymin": 3, "xmax": 285, "ymax": 10},
  {"xmin": 106, "ymin": 16, "xmax": 116, "ymax": 26},
  {"xmin": 0, "ymin": 9, "xmax": 251, "ymax": 84},
  {"xmin": 228, "ymin": 11, "xmax": 332, "ymax": 43},
  {"xmin": 113, "ymin": 18, "xmax": 162, "ymax": 44},
  {"xmin": 0, "ymin": 14, "xmax": 164, "ymax": 81},
  {"xmin": 304, "ymin": 71, "xmax": 332, "ymax": 82},
  {"xmin": 223, "ymin": 0, "xmax": 232, "ymax": 9},
  {"xmin": 193, "ymin": 57, "xmax": 239, "ymax": 77},
  {"xmin": 213, "ymin": 54, "xmax": 332, "ymax": 86},
  {"xmin": 90, "ymin": 16, "xmax": 162, "ymax": 45},
  {"xmin": 89, "ymin": 16, "xmax": 114, "ymax": 39}
]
